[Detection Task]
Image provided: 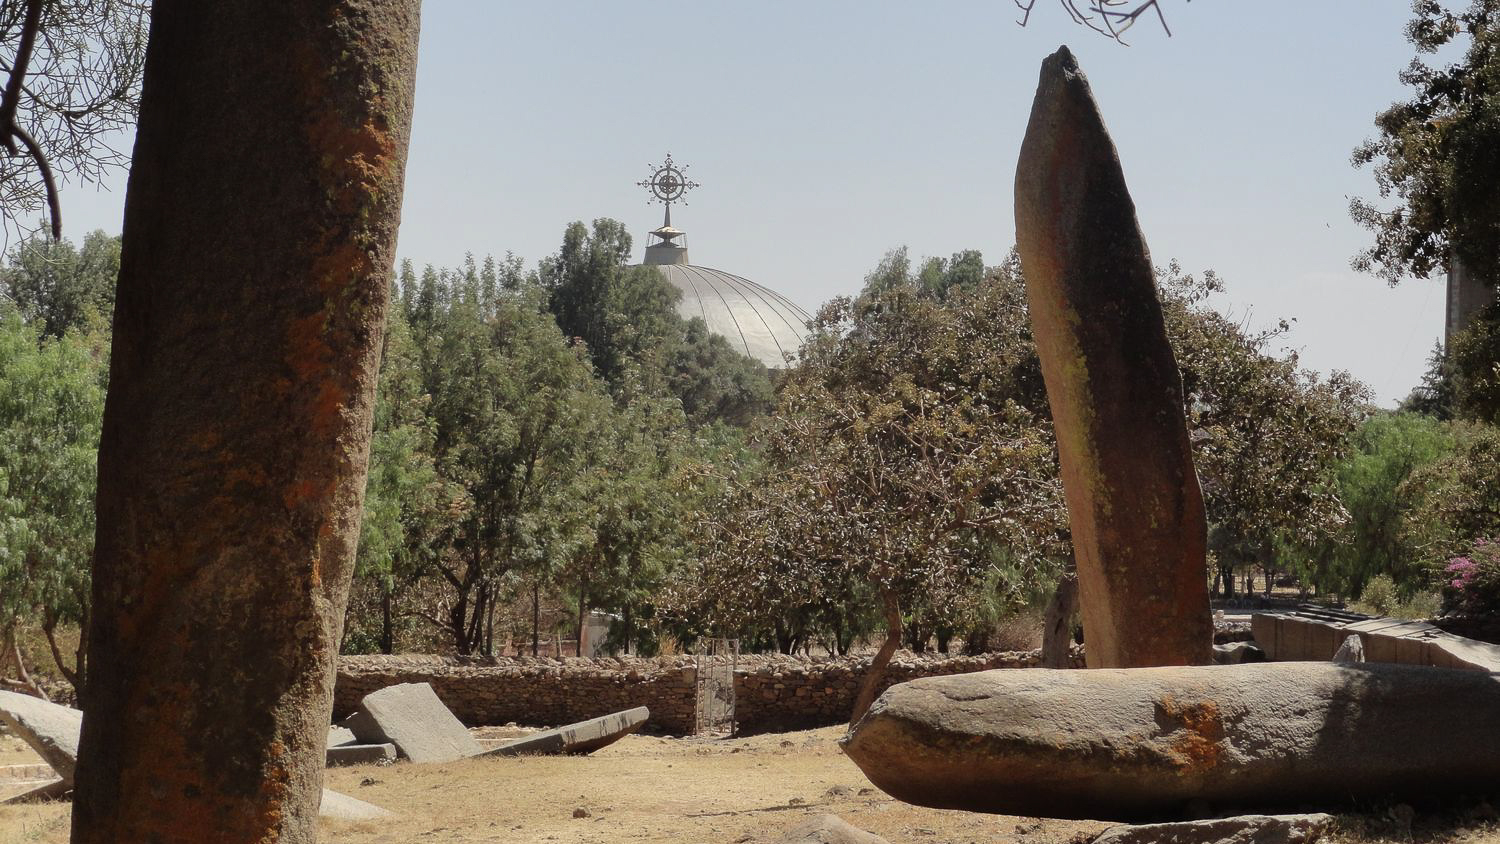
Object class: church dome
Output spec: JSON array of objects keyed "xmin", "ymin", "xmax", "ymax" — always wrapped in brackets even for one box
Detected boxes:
[
  {"xmin": 652, "ymin": 263, "xmax": 812, "ymax": 368},
  {"xmin": 632, "ymin": 154, "xmax": 811, "ymax": 368}
]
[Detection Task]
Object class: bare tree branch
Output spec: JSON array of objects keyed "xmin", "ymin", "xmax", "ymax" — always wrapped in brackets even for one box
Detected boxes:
[{"xmin": 1014, "ymin": 0, "xmax": 1181, "ymax": 45}]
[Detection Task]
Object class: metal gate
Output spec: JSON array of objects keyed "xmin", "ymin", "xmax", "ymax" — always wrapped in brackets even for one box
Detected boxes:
[{"xmin": 693, "ymin": 638, "xmax": 738, "ymax": 736}]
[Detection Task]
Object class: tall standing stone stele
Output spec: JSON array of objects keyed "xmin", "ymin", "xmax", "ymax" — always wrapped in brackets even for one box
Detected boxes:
[{"xmin": 1014, "ymin": 46, "xmax": 1211, "ymax": 667}]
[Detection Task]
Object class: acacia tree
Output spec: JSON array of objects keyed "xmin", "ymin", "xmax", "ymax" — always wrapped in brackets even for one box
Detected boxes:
[
  {"xmin": 676, "ymin": 269, "xmax": 1067, "ymax": 725},
  {"xmin": 1160, "ymin": 267, "xmax": 1373, "ymax": 597},
  {"xmin": 72, "ymin": 4, "xmax": 421, "ymax": 842}
]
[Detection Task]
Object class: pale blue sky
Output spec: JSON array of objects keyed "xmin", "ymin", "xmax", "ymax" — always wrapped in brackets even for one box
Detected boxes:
[{"xmin": 61, "ymin": 2, "xmax": 1443, "ymax": 405}]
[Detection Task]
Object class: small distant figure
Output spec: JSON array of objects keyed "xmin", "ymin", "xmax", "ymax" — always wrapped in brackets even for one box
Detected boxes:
[{"xmin": 1333, "ymin": 634, "xmax": 1366, "ymax": 663}]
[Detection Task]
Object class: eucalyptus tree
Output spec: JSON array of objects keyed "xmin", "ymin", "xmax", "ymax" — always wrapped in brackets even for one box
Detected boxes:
[
  {"xmin": 423, "ymin": 284, "xmax": 612, "ymax": 655},
  {"xmin": 0, "ymin": 306, "xmax": 104, "ymax": 700}
]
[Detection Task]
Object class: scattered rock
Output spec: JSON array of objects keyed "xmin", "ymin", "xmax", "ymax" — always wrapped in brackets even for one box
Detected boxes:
[
  {"xmin": 824, "ymin": 785, "xmax": 852, "ymax": 798},
  {"xmin": 319, "ymin": 787, "xmax": 395, "ymax": 821},
  {"xmin": 788, "ymin": 796, "xmax": 806, "ymax": 806},
  {"xmin": 0, "ymin": 691, "xmax": 83, "ymax": 785},
  {"xmin": 1213, "ymin": 642, "xmax": 1266, "ymax": 665},
  {"xmin": 1014, "ymin": 45, "xmax": 1212, "ymax": 668},
  {"xmin": 572, "ymin": 807, "xmax": 590, "ymax": 818},
  {"xmin": 1333, "ymin": 635, "xmax": 1366, "ymax": 664},
  {"xmin": 327, "ymin": 742, "xmax": 397, "ymax": 767},
  {"xmin": 776, "ymin": 814, "xmax": 891, "ymax": 844},
  {"xmin": 1091, "ymin": 813, "xmax": 1333, "ymax": 844},
  {"xmin": 345, "ymin": 682, "xmax": 483, "ymax": 764},
  {"xmin": 485, "ymin": 707, "xmax": 648, "ymax": 757},
  {"xmin": 840, "ymin": 663, "xmax": 1500, "ymax": 820}
]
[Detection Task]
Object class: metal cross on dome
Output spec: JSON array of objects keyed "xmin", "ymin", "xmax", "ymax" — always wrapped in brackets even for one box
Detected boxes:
[{"xmin": 637, "ymin": 153, "xmax": 699, "ymax": 213}]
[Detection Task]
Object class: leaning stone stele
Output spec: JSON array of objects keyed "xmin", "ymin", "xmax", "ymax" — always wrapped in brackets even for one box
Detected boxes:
[
  {"xmin": 1014, "ymin": 45, "xmax": 1212, "ymax": 667},
  {"xmin": 0, "ymin": 691, "xmax": 83, "ymax": 785},
  {"xmin": 840, "ymin": 663, "xmax": 1500, "ymax": 821},
  {"xmin": 345, "ymin": 682, "xmax": 484, "ymax": 764},
  {"xmin": 484, "ymin": 706, "xmax": 649, "ymax": 757}
]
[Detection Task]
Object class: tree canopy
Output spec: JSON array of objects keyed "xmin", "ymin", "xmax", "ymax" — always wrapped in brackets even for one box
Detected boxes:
[{"xmin": 1351, "ymin": 0, "xmax": 1500, "ymax": 287}]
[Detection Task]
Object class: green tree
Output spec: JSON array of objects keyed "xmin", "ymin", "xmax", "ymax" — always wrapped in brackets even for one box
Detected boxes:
[
  {"xmin": 1161, "ymin": 266, "xmax": 1374, "ymax": 598},
  {"xmin": 344, "ymin": 298, "xmax": 462, "ymax": 655},
  {"xmin": 541, "ymin": 219, "xmax": 775, "ymax": 427},
  {"xmin": 1351, "ymin": 0, "xmax": 1500, "ymax": 288},
  {"xmin": 0, "ymin": 230, "xmax": 120, "ymax": 338},
  {"xmin": 1321, "ymin": 411, "xmax": 1455, "ymax": 598},
  {"xmin": 1448, "ymin": 303, "xmax": 1500, "ymax": 423},
  {"xmin": 674, "ymin": 266, "xmax": 1068, "ymax": 724},
  {"xmin": 1402, "ymin": 421, "xmax": 1500, "ymax": 568},
  {"xmin": 424, "ymin": 283, "xmax": 611, "ymax": 655},
  {"xmin": 1402, "ymin": 340, "xmax": 1457, "ymax": 419},
  {"xmin": 0, "ymin": 306, "xmax": 105, "ymax": 700}
]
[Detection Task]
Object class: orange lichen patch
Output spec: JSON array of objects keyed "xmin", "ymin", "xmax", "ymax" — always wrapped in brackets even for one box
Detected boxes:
[
  {"xmin": 286, "ymin": 311, "xmax": 334, "ymax": 382},
  {"xmin": 1157, "ymin": 694, "xmax": 1225, "ymax": 773}
]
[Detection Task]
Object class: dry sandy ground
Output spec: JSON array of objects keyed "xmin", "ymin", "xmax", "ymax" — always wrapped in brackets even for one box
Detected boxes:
[{"xmin": 2, "ymin": 729, "xmax": 1498, "ymax": 844}]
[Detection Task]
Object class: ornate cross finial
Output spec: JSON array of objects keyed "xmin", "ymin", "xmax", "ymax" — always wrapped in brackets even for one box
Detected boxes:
[{"xmin": 637, "ymin": 153, "xmax": 699, "ymax": 230}]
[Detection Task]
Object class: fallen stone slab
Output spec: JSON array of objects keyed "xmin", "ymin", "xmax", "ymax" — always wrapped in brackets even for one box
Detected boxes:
[
  {"xmin": 319, "ymin": 787, "xmax": 394, "ymax": 821},
  {"xmin": 328, "ymin": 725, "xmax": 357, "ymax": 747},
  {"xmin": 1212, "ymin": 642, "xmax": 1265, "ymax": 665},
  {"xmin": 485, "ymin": 706, "xmax": 648, "ymax": 757},
  {"xmin": 1091, "ymin": 813, "xmax": 1334, "ymax": 844},
  {"xmin": 0, "ymin": 691, "xmax": 82, "ymax": 785},
  {"xmin": 840, "ymin": 663, "xmax": 1500, "ymax": 821},
  {"xmin": 776, "ymin": 814, "xmax": 891, "ymax": 844},
  {"xmin": 345, "ymin": 682, "xmax": 483, "ymax": 763},
  {"xmin": 326, "ymin": 742, "xmax": 397, "ymax": 767},
  {"xmin": 1, "ymin": 777, "xmax": 71, "ymax": 805}
]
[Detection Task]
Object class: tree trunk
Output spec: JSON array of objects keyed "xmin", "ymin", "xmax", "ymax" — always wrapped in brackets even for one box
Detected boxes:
[
  {"xmin": 41, "ymin": 611, "xmax": 80, "ymax": 701},
  {"xmin": 71, "ymin": 4, "xmax": 420, "ymax": 842},
  {"xmin": 380, "ymin": 591, "xmax": 394, "ymax": 655},
  {"xmin": 531, "ymin": 582, "xmax": 540, "ymax": 657},
  {"xmin": 849, "ymin": 593, "xmax": 902, "ymax": 727},
  {"xmin": 1, "ymin": 626, "xmax": 48, "ymax": 701},
  {"xmin": 1042, "ymin": 570, "xmax": 1080, "ymax": 669},
  {"xmin": 576, "ymin": 573, "xmax": 588, "ymax": 658}
]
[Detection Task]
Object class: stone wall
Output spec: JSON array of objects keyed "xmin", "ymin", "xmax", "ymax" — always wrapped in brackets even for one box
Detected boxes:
[{"xmin": 335, "ymin": 649, "xmax": 1082, "ymax": 735}]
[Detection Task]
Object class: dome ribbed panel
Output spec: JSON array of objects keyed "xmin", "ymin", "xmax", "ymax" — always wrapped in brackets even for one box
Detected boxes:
[{"xmin": 651, "ymin": 264, "xmax": 812, "ymax": 368}]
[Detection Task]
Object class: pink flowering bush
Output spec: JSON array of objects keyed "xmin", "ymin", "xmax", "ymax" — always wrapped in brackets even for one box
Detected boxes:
[{"xmin": 1443, "ymin": 539, "xmax": 1500, "ymax": 617}]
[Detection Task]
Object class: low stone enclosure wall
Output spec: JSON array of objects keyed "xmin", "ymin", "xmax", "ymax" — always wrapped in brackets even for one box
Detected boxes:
[
  {"xmin": 1251, "ymin": 607, "xmax": 1500, "ymax": 672},
  {"xmin": 335, "ymin": 649, "xmax": 1082, "ymax": 735}
]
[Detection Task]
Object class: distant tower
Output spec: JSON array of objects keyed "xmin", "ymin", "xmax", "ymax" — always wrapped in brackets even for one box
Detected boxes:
[
  {"xmin": 1445, "ymin": 255, "xmax": 1494, "ymax": 348},
  {"xmin": 632, "ymin": 154, "xmax": 811, "ymax": 367}
]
